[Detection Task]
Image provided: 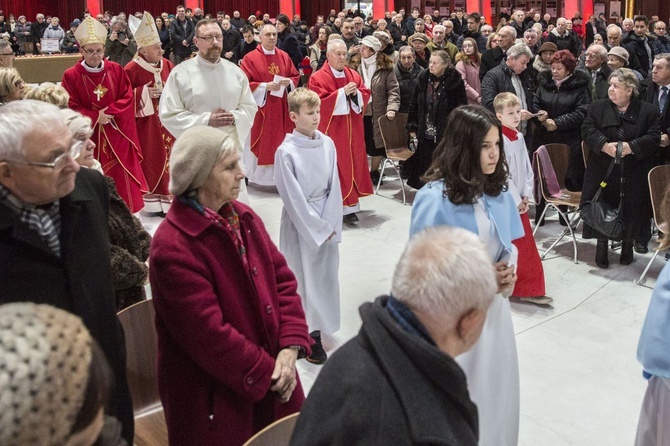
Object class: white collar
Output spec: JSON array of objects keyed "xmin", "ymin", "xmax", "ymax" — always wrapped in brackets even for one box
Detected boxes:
[
  {"xmin": 262, "ymin": 46, "xmax": 276, "ymax": 55},
  {"xmin": 81, "ymin": 60, "xmax": 105, "ymax": 73},
  {"xmin": 330, "ymin": 65, "xmax": 346, "ymax": 78}
]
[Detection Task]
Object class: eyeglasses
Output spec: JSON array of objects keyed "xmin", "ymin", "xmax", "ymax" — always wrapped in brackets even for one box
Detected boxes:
[
  {"xmin": 83, "ymin": 49, "xmax": 104, "ymax": 56},
  {"xmin": 197, "ymin": 34, "xmax": 223, "ymax": 43},
  {"xmin": 7, "ymin": 140, "xmax": 83, "ymax": 170}
]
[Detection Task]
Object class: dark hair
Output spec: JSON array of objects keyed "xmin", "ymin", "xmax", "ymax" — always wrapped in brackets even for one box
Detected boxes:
[
  {"xmin": 634, "ymin": 15, "xmax": 649, "ymax": 25},
  {"xmin": 551, "ymin": 49, "xmax": 577, "ymax": 73},
  {"xmin": 469, "ymin": 12, "xmax": 482, "ymax": 23},
  {"xmin": 423, "ymin": 105, "xmax": 508, "ymax": 204},
  {"xmin": 70, "ymin": 339, "xmax": 114, "ymax": 435}
]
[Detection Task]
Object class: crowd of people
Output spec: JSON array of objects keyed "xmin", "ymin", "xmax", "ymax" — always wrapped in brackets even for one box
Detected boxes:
[{"xmin": 0, "ymin": 3, "xmax": 670, "ymax": 446}]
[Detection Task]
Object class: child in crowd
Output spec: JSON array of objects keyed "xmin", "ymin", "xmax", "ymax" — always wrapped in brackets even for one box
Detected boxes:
[
  {"xmin": 494, "ymin": 92, "xmax": 552, "ymax": 305},
  {"xmin": 274, "ymin": 88, "xmax": 343, "ymax": 364}
]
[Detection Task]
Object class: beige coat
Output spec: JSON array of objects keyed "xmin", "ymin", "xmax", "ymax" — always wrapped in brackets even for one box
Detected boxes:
[{"xmin": 349, "ymin": 51, "xmax": 400, "ymax": 148}]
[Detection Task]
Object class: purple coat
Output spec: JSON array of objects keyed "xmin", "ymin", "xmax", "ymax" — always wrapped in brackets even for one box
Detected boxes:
[{"xmin": 150, "ymin": 199, "xmax": 311, "ymax": 445}]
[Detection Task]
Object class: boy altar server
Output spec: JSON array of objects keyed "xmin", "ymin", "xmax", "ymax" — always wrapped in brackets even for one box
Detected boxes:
[{"xmin": 274, "ymin": 88, "xmax": 342, "ymax": 364}]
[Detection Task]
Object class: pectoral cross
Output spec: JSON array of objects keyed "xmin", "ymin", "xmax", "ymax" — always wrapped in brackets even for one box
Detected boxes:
[{"xmin": 94, "ymin": 84, "xmax": 108, "ymax": 101}]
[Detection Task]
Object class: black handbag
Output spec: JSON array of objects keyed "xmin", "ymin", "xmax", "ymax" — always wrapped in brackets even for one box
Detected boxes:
[{"xmin": 580, "ymin": 141, "xmax": 624, "ymax": 240}]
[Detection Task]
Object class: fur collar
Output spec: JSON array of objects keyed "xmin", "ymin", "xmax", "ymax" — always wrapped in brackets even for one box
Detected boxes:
[{"xmin": 537, "ymin": 68, "xmax": 590, "ymax": 91}]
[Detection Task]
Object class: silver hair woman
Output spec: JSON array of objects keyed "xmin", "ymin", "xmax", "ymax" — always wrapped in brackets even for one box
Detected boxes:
[
  {"xmin": 149, "ymin": 126, "xmax": 311, "ymax": 444},
  {"xmin": 581, "ymin": 67, "xmax": 661, "ymax": 267}
]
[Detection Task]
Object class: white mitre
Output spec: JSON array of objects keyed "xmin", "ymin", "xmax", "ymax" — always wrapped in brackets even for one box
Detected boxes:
[{"xmin": 128, "ymin": 11, "xmax": 160, "ymax": 48}]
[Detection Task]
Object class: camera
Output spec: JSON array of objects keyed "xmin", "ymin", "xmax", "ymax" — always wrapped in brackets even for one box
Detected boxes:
[{"xmin": 116, "ymin": 32, "xmax": 126, "ymax": 41}]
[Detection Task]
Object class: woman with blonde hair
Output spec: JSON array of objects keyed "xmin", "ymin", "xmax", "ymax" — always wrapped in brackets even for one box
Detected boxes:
[
  {"xmin": 422, "ymin": 14, "xmax": 434, "ymax": 37},
  {"xmin": 24, "ymin": 82, "xmax": 69, "ymax": 108},
  {"xmin": 455, "ymin": 37, "xmax": 482, "ymax": 104},
  {"xmin": 0, "ymin": 67, "xmax": 26, "ymax": 104},
  {"xmin": 486, "ymin": 32, "xmax": 500, "ymax": 49}
]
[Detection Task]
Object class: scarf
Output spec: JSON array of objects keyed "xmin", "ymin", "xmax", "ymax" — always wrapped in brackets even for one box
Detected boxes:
[
  {"xmin": 134, "ymin": 56, "xmax": 164, "ymax": 117},
  {"xmin": 386, "ymin": 295, "xmax": 436, "ymax": 346}
]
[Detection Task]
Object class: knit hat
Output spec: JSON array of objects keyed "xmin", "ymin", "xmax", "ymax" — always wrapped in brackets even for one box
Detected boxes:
[
  {"xmin": 360, "ymin": 35, "xmax": 381, "ymax": 52},
  {"xmin": 409, "ymin": 33, "xmax": 429, "ymax": 44},
  {"xmin": 74, "ymin": 16, "xmax": 107, "ymax": 46},
  {"xmin": 169, "ymin": 126, "xmax": 235, "ymax": 196},
  {"xmin": 538, "ymin": 42, "xmax": 558, "ymax": 55},
  {"xmin": 0, "ymin": 303, "xmax": 93, "ymax": 446},
  {"xmin": 608, "ymin": 46, "xmax": 629, "ymax": 66},
  {"xmin": 70, "ymin": 21, "xmax": 79, "ymax": 28}
]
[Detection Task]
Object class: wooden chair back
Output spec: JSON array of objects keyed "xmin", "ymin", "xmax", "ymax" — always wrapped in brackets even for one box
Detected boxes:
[
  {"xmin": 117, "ymin": 299, "xmax": 161, "ymax": 415},
  {"xmin": 542, "ymin": 143, "xmax": 570, "ymax": 190},
  {"xmin": 243, "ymin": 412, "xmax": 300, "ymax": 446},
  {"xmin": 581, "ymin": 141, "xmax": 590, "ymax": 168},
  {"xmin": 648, "ymin": 165, "xmax": 670, "ymax": 234},
  {"xmin": 378, "ymin": 113, "xmax": 415, "ymax": 161}
]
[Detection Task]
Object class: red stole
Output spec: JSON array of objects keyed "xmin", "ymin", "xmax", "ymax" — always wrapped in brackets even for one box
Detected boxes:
[
  {"xmin": 240, "ymin": 45, "xmax": 300, "ymax": 165},
  {"xmin": 308, "ymin": 61, "xmax": 373, "ymax": 206}
]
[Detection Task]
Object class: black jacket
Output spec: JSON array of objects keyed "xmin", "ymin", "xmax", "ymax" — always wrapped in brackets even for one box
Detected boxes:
[
  {"xmin": 407, "ymin": 67, "xmax": 467, "ymax": 141},
  {"xmin": 290, "ymin": 297, "xmax": 479, "ymax": 446},
  {"xmin": 394, "ymin": 61, "xmax": 424, "ymax": 113},
  {"xmin": 170, "ymin": 18, "xmax": 195, "ymax": 58},
  {"xmin": 547, "ymin": 29, "xmax": 582, "ymax": 57},
  {"xmin": 481, "ymin": 62, "xmax": 536, "ymax": 113},
  {"xmin": 0, "ymin": 168, "xmax": 134, "ymax": 442},
  {"xmin": 622, "ymin": 31, "xmax": 656, "ymax": 78},
  {"xmin": 221, "ymin": 27, "xmax": 242, "ymax": 62},
  {"xmin": 457, "ymin": 30, "xmax": 487, "ymax": 53},
  {"xmin": 579, "ymin": 63, "xmax": 612, "ymax": 100},
  {"xmin": 581, "ymin": 98, "xmax": 661, "ymax": 239},
  {"xmin": 479, "ymin": 46, "xmax": 504, "ymax": 81},
  {"xmin": 640, "ymin": 78, "xmax": 670, "ymax": 164},
  {"xmin": 277, "ymin": 29, "xmax": 303, "ymax": 68},
  {"xmin": 534, "ymin": 69, "xmax": 591, "ymax": 188},
  {"xmin": 29, "ymin": 20, "xmax": 48, "ymax": 54}
]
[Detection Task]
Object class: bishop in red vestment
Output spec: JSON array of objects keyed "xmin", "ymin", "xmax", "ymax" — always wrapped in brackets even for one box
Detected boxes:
[
  {"xmin": 125, "ymin": 12, "xmax": 176, "ymax": 205},
  {"xmin": 240, "ymin": 25, "xmax": 300, "ymax": 186},
  {"xmin": 308, "ymin": 40, "xmax": 373, "ymax": 218},
  {"xmin": 62, "ymin": 48, "xmax": 148, "ymax": 213}
]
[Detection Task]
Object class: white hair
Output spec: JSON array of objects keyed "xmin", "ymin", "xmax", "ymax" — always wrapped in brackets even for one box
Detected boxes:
[
  {"xmin": 507, "ymin": 42, "xmax": 532, "ymax": 59},
  {"xmin": 327, "ymin": 39, "xmax": 346, "ymax": 53},
  {"xmin": 499, "ymin": 25, "xmax": 517, "ymax": 39},
  {"xmin": 391, "ymin": 227, "xmax": 496, "ymax": 329},
  {"xmin": 0, "ymin": 100, "xmax": 67, "ymax": 161}
]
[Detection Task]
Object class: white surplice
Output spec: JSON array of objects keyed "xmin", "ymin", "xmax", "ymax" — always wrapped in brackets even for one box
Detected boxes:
[
  {"xmin": 455, "ymin": 198, "xmax": 520, "ymax": 446},
  {"xmin": 274, "ymin": 130, "xmax": 343, "ymax": 334},
  {"xmin": 159, "ymin": 55, "xmax": 257, "ymax": 202}
]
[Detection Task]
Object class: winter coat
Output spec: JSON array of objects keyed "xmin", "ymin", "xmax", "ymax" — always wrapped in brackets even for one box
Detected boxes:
[
  {"xmin": 349, "ymin": 51, "xmax": 400, "ymax": 148},
  {"xmin": 481, "ymin": 62, "xmax": 536, "ymax": 113},
  {"xmin": 42, "ymin": 25, "xmax": 65, "ymax": 47},
  {"xmin": 456, "ymin": 30, "xmax": 487, "ymax": 53},
  {"xmin": 455, "ymin": 56, "xmax": 481, "ymax": 104},
  {"xmin": 308, "ymin": 41, "xmax": 326, "ymax": 71},
  {"xmin": 62, "ymin": 30, "xmax": 78, "ymax": 52},
  {"xmin": 622, "ymin": 31, "xmax": 657, "ymax": 78},
  {"xmin": 547, "ymin": 28, "xmax": 582, "ymax": 57},
  {"xmin": 479, "ymin": 46, "xmax": 504, "ymax": 81},
  {"xmin": 278, "ymin": 29, "xmax": 303, "ymax": 69},
  {"xmin": 639, "ymin": 78, "xmax": 670, "ymax": 164},
  {"xmin": 533, "ymin": 69, "xmax": 591, "ymax": 189},
  {"xmin": 579, "ymin": 63, "xmax": 612, "ymax": 100},
  {"xmin": 393, "ymin": 60, "xmax": 424, "ymax": 113},
  {"xmin": 407, "ymin": 67, "xmax": 467, "ymax": 141},
  {"xmin": 581, "ymin": 98, "xmax": 660, "ymax": 240},
  {"xmin": 290, "ymin": 296, "xmax": 479, "ymax": 446},
  {"xmin": 170, "ymin": 18, "xmax": 195, "ymax": 58},
  {"xmin": 652, "ymin": 33, "xmax": 670, "ymax": 54},
  {"xmin": 106, "ymin": 176, "xmax": 150, "ymax": 311},
  {"xmin": 150, "ymin": 199, "xmax": 311, "ymax": 446}
]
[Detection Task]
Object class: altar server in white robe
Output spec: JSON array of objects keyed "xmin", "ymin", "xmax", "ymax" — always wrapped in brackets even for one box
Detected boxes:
[
  {"xmin": 274, "ymin": 88, "xmax": 342, "ymax": 364},
  {"xmin": 159, "ymin": 18, "xmax": 257, "ymax": 202}
]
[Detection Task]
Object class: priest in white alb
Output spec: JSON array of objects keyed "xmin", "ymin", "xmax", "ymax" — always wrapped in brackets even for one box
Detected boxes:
[{"xmin": 159, "ymin": 18, "xmax": 257, "ymax": 202}]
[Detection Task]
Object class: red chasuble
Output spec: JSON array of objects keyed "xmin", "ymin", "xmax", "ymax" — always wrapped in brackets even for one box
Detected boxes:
[
  {"xmin": 62, "ymin": 61, "xmax": 148, "ymax": 213},
  {"xmin": 308, "ymin": 60, "xmax": 373, "ymax": 208},
  {"xmin": 240, "ymin": 46, "xmax": 300, "ymax": 165},
  {"xmin": 125, "ymin": 56, "xmax": 175, "ymax": 195}
]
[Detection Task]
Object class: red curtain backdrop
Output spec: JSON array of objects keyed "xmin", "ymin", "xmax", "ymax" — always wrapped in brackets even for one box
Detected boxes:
[
  {"xmin": 202, "ymin": 0, "xmax": 279, "ymax": 18},
  {"xmin": 0, "ymin": 0, "xmax": 86, "ymax": 23},
  {"xmin": 101, "ymin": 0, "xmax": 182, "ymax": 16},
  {"xmin": 299, "ymin": 0, "xmax": 343, "ymax": 25}
]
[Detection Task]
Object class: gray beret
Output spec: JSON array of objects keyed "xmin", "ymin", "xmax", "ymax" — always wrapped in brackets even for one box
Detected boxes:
[{"xmin": 169, "ymin": 126, "xmax": 231, "ymax": 196}]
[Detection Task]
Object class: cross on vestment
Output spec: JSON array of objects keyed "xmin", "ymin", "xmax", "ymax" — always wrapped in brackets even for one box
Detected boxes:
[
  {"xmin": 94, "ymin": 84, "xmax": 108, "ymax": 101},
  {"xmin": 145, "ymin": 16, "xmax": 154, "ymax": 30}
]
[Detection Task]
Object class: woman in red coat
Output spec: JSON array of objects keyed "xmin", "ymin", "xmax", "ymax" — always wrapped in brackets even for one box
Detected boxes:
[{"xmin": 149, "ymin": 126, "xmax": 312, "ymax": 446}]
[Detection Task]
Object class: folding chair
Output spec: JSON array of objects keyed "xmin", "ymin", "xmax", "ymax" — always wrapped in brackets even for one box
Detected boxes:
[
  {"xmin": 376, "ymin": 113, "xmax": 414, "ymax": 204},
  {"xmin": 635, "ymin": 165, "xmax": 670, "ymax": 285},
  {"xmin": 533, "ymin": 144, "xmax": 582, "ymax": 263}
]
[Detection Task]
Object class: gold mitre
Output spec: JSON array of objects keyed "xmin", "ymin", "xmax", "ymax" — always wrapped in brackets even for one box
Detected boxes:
[
  {"xmin": 129, "ymin": 11, "xmax": 160, "ymax": 48},
  {"xmin": 74, "ymin": 16, "xmax": 107, "ymax": 46}
]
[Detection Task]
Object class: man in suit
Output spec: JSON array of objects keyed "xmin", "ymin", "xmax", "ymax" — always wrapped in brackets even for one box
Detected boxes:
[
  {"xmin": 0, "ymin": 100, "xmax": 134, "ymax": 443},
  {"xmin": 581, "ymin": 44, "xmax": 611, "ymax": 100},
  {"xmin": 638, "ymin": 54, "xmax": 670, "ymax": 254},
  {"xmin": 170, "ymin": 5, "xmax": 195, "ymax": 64},
  {"xmin": 479, "ymin": 25, "xmax": 516, "ymax": 81}
]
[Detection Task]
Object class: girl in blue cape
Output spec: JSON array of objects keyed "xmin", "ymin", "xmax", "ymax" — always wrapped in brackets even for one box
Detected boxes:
[{"xmin": 410, "ymin": 105, "xmax": 524, "ymax": 446}]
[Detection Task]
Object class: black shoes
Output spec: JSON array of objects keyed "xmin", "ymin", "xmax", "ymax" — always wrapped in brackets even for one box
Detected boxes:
[
  {"xmin": 343, "ymin": 213, "xmax": 359, "ymax": 225},
  {"xmin": 596, "ymin": 239, "xmax": 609, "ymax": 269},
  {"xmin": 620, "ymin": 240, "xmax": 634, "ymax": 265},
  {"xmin": 307, "ymin": 330, "xmax": 327, "ymax": 365},
  {"xmin": 634, "ymin": 242, "xmax": 649, "ymax": 254},
  {"xmin": 370, "ymin": 170, "xmax": 382, "ymax": 186}
]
